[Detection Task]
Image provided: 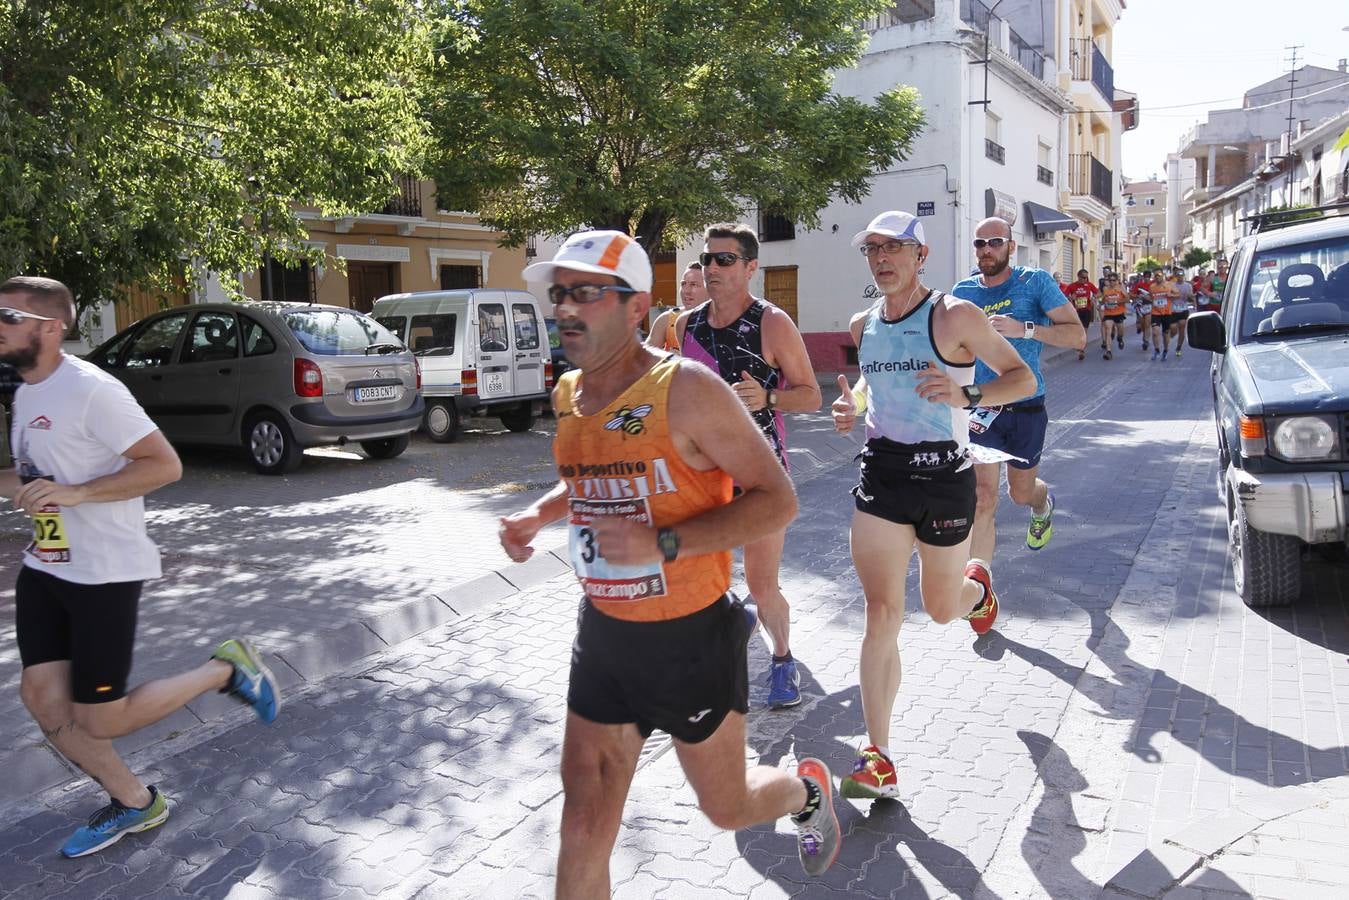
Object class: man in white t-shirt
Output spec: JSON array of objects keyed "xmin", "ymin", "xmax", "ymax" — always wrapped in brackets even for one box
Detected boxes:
[{"xmin": 0, "ymin": 276, "xmax": 282, "ymax": 859}]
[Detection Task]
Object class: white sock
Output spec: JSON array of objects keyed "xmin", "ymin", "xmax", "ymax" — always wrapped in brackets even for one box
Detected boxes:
[
  {"xmin": 1033, "ymin": 498, "xmax": 1052, "ymax": 517},
  {"xmin": 876, "ymin": 745, "xmax": 891, "ymax": 761}
]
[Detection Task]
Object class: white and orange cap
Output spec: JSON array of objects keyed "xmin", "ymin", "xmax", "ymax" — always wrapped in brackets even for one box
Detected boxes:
[
  {"xmin": 850, "ymin": 211, "xmax": 926, "ymax": 248},
  {"xmin": 521, "ymin": 230, "xmax": 652, "ymax": 293}
]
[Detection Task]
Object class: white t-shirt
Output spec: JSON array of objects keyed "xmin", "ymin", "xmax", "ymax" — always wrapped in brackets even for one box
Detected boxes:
[{"xmin": 11, "ymin": 355, "xmax": 162, "ymax": 584}]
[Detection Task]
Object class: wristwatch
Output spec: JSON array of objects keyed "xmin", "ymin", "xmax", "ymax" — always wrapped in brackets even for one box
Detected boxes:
[
  {"xmin": 656, "ymin": 527, "xmax": 680, "ymax": 563},
  {"xmin": 961, "ymin": 384, "xmax": 984, "ymax": 410},
  {"xmin": 1022, "ymin": 321, "xmax": 1036, "ymax": 341},
  {"xmin": 766, "ymin": 389, "xmax": 778, "ymax": 411}
]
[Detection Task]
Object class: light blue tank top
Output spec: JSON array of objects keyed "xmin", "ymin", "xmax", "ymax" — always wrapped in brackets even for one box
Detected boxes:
[{"xmin": 858, "ymin": 291, "xmax": 974, "ymax": 448}]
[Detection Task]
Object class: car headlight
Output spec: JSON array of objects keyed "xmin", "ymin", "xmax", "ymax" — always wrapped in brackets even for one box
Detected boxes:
[{"xmin": 1270, "ymin": 416, "xmax": 1339, "ymax": 460}]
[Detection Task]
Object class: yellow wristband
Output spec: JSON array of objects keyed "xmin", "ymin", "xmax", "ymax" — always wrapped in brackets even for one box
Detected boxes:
[{"xmin": 852, "ymin": 385, "xmax": 868, "ymax": 413}]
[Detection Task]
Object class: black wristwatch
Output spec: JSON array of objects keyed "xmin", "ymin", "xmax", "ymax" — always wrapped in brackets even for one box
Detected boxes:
[
  {"xmin": 765, "ymin": 389, "xmax": 778, "ymax": 411},
  {"xmin": 961, "ymin": 384, "xmax": 984, "ymax": 409},
  {"xmin": 656, "ymin": 527, "xmax": 680, "ymax": 563}
]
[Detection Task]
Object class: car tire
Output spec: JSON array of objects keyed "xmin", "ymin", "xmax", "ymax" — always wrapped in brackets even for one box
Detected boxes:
[
  {"xmin": 1229, "ymin": 492, "xmax": 1301, "ymax": 608},
  {"xmin": 245, "ymin": 411, "xmax": 304, "ymax": 476},
  {"xmin": 424, "ymin": 400, "xmax": 460, "ymax": 443},
  {"xmin": 360, "ymin": 433, "xmax": 411, "ymax": 460},
  {"xmin": 499, "ymin": 403, "xmax": 533, "ymax": 433}
]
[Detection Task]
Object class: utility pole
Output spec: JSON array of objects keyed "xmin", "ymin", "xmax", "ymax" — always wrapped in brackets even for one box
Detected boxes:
[{"xmin": 1283, "ymin": 45, "xmax": 1302, "ymax": 203}]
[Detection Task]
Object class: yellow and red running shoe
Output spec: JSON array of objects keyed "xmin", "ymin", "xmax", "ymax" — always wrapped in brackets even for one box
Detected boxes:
[{"xmin": 839, "ymin": 745, "xmax": 900, "ymax": 800}]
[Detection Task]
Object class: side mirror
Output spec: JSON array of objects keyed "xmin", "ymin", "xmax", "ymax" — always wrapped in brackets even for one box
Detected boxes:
[{"xmin": 1187, "ymin": 311, "xmax": 1227, "ymax": 353}]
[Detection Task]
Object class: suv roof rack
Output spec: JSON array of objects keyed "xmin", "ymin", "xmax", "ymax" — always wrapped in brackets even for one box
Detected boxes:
[{"xmin": 1242, "ymin": 200, "xmax": 1349, "ymax": 233}]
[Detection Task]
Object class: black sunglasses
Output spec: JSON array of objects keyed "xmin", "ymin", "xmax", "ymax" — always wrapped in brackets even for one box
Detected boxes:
[
  {"xmin": 699, "ymin": 251, "xmax": 755, "ymax": 267},
  {"xmin": 546, "ymin": 284, "xmax": 637, "ymax": 305},
  {"xmin": 972, "ymin": 237, "xmax": 1008, "ymax": 249},
  {"xmin": 0, "ymin": 306, "xmax": 58, "ymax": 325}
]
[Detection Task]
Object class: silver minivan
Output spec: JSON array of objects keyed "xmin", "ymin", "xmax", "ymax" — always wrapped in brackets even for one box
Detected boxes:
[
  {"xmin": 372, "ymin": 289, "xmax": 550, "ymax": 442},
  {"xmin": 88, "ymin": 302, "xmax": 423, "ymax": 474}
]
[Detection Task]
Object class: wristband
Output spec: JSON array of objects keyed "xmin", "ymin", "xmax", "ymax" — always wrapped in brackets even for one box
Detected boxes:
[{"xmin": 852, "ymin": 385, "xmax": 868, "ymax": 413}]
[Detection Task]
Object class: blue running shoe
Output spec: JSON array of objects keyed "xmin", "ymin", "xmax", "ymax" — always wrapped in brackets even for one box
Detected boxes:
[
  {"xmin": 61, "ymin": 786, "xmax": 169, "ymax": 858},
  {"xmin": 212, "ymin": 638, "xmax": 281, "ymax": 724},
  {"xmin": 768, "ymin": 659, "xmax": 802, "ymax": 709}
]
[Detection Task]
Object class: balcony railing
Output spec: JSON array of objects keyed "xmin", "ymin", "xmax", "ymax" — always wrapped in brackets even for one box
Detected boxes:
[
  {"xmin": 862, "ymin": 0, "xmax": 936, "ymax": 32},
  {"xmin": 1070, "ymin": 38, "xmax": 1114, "ymax": 103},
  {"xmin": 1068, "ymin": 153, "xmax": 1112, "ymax": 207},
  {"xmin": 985, "ymin": 138, "xmax": 1005, "ymax": 165},
  {"xmin": 961, "ymin": 0, "xmax": 1045, "ymax": 82},
  {"xmin": 380, "ymin": 174, "xmax": 422, "ymax": 217},
  {"xmin": 1037, "ymin": 165, "xmax": 1054, "ymax": 186}
]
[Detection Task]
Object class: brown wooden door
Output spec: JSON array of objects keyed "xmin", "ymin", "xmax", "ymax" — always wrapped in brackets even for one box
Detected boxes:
[
  {"xmin": 348, "ymin": 262, "xmax": 398, "ymax": 313},
  {"xmin": 762, "ymin": 266, "xmax": 799, "ymax": 322},
  {"xmin": 117, "ymin": 281, "xmax": 189, "ymax": 332}
]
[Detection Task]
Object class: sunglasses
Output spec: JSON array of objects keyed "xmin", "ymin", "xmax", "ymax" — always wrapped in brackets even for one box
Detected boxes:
[
  {"xmin": 546, "ymin": 284, "xmax": 638, "ymax": 305},
  {"xmin": 698, "ymin": 251, "xmax": 754, "ymax": 267},
  {"xmin": 859, "ymin": 239, "xmax": 919, "ymax": 258},
  {"xmin": 972, "ymin": 237, "xmax": 1008, "ymax": 250},
  {"xmin": 0, "ymin": 307, "xmax": 58, "ymax": 325}
]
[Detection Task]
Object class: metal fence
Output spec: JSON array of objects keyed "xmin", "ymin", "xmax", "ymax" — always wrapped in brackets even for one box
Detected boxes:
[{"xmin": 862, "ymin": 0, "xmax": 937, "ymax": 31}]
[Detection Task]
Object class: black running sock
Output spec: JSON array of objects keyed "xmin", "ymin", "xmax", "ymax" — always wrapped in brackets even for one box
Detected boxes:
[
  {"xmin": 792, "ymin": 776, "xmax": 822, "ymax": 823},
  {"xmin": 772, "ymin": 653, "xmax": 793, "ymax": 665}
]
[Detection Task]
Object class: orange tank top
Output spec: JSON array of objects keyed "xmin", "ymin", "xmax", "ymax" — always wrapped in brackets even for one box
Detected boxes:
[
  {"xmin": 553, "ymin": 355, "xmax": 733, "ymax": 622},
  {"xmin": 1101, "ymin": 288, "xmax": 1128, "ymax": 316},
  {"xmin": 1151, "ymin": 284, "xmax": 1172, "ymax": 315}
]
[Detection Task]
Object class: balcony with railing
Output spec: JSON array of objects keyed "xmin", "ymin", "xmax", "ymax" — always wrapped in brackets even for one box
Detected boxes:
[
  {"xmin": 1070, "ymin": 38, "xmax": 1114, "ymax": 103},
  {"xmin": 960, "ymin": 0, "xmax": 1046, "ymax": 83},
  {"xmin": 1068, "ymin": 153, "xmax": 1113, "ymax": 209},
  {"xmin": 380, "ymin": 174, "xmax": 423, "ymax": 218},
  {"xmin": 862, "ymin": 0, "xmax": 936, "ymax": 32},
  {"xmin": 985, "ymin": 139, "xmax": 1005, "ymax": 165}
]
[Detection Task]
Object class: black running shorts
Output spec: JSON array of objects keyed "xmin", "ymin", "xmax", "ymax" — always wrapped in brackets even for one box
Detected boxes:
[
  {"xmin": 567, "ymin": 593, "xmax": 750, "ymax": 743},
  {"xmin": 1104, "ymin": 314, "xmax": 1126, "ymax": 323},
  {"xmin": 1076, "ymin": 308, "xmax": 1092, "ymax": 328},
  {"xmin": 15, "ymin": 566, "xmax": 142, "ymax": 704},
  {"xmin": 852, "ymin": 438, "xmax": 976, "ymax": 546},
  {"xmin": 1153, "ymin": 313, "xmax": 1174, "ymax": 331}
]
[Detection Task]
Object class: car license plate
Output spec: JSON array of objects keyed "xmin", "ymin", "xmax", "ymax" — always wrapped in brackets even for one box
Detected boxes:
[
  {"xmin": 354, "ymin": 384, "xmax": 399, "ymax": 403},
  {"xmin": 483, "ymin": 373, "xmax": 506, "ymax": 395}
]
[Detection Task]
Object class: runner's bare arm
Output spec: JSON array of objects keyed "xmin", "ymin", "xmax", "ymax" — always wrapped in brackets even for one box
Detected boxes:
[
  {"xmin": 759, "ymin": 307, "xmax": 821, "ymax": 413},
  {"xmin": 13, "ymin": 430, "xmax": 181, "ymax": 514},
  {"xmin": 923, "ymin": 303, "xmax": 1035, "ymax": 407},
  {"xmin": 499, "ymin": 480, "xmax": 571, "ymax": 563},
  {"xmin": 991, "ymin": 299, "xmax": 1086, "ymax": 350},
  {"xmin": 591, "ymin": 362, "xmax": 796, "ymax": 566},
  {"xmin": 645, "ymin": 310, "xmax": 672, "ymax": 348}
]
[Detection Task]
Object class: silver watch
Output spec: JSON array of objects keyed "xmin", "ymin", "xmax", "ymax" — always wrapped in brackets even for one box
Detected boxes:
[{"xmin": 1022, "ymin": 321, "xmax": 1036, "ymax": 341}]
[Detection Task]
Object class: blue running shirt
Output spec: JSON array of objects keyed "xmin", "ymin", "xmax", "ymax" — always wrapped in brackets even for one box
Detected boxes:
[
  {"xmin": 950, "ymin": 267, "xmax": 1068, "ymax": 400},
  {"xmin": 858, "ymin": 291, "xmax": 974, "ymax": 448}
]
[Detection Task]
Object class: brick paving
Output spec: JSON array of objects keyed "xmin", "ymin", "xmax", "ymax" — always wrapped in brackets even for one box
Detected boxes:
[{"xmin": 0, "ymin": 331, "xmax": 1346, "ymax": 897}]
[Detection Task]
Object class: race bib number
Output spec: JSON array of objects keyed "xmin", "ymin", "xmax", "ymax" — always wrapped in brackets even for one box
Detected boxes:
[
  {"xmin": 30, "ymin": 507, "xmax": 71, "ymax": 564},
  {"xmin": 568, "ymin": 498, "xmax": 667, "ymax": 603},
  {"xmin": 968, "ymin": 405, "xmax": 1002, "ymax": 435},
  {"xmin": 1137, "ymin": 303, "xmax": 1152, "ymax": 315}
]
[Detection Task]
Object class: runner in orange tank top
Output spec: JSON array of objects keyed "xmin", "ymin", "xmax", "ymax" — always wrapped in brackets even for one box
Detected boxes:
[{"xmin": 500, "ymin": 231, "xmax": 843, "ymax": 895}]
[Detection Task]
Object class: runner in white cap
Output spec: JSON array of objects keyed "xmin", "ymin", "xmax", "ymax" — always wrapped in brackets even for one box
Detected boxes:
[{"xmin": 831, "ymin": 212, "xmax": 1035, "ymax": 799}]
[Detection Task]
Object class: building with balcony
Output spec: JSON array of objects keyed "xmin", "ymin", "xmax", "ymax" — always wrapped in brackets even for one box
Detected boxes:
[{"xmin": 1120, "ymin": 177, "xmax": 1168, "ymax": 268}]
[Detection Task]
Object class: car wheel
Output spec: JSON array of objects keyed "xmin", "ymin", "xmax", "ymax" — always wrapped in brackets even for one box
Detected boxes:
[
  {"xmin": 424, "ymin": 400, "xmax": 460, "ymax": 443},
  {"xmin": 361, "ymin": 433, "xmax": 411, "ymax": 460},
  {"xmin": 499, "ymin": 403, "xmax": 533, "ymax": 433},
  {"xmin": 245, "ymin": 411, "xmax": 304, "ymax": 476},
  {"xmin": 1229, "ymin": 492, "xmax": 1301, "ymax": 608}
]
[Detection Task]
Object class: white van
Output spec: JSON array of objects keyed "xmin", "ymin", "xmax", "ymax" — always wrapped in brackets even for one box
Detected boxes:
[{"xmin": 372, "ymin": 289, "xmax": 551, "ymax": 442}]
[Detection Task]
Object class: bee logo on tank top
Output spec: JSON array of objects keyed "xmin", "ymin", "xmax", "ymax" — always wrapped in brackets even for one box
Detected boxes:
[{"xmin": 604, "ymin": 404, "xmax": 653, "ymax": 436}]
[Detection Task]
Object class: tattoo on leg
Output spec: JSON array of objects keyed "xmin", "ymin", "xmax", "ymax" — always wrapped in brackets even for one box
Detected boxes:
[{"xmin": 42, "ymin": 719, "xmax": 77, "ymax": 742}]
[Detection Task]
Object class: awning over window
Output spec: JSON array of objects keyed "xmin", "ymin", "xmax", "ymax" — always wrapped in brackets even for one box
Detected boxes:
[{"xmin": 1024, "ymin": 201, "xmax": 1079, "ymax": 235}]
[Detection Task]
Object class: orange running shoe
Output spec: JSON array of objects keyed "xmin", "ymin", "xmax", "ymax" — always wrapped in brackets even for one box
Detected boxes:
[
  {"xmin": 794, "ymin": 757, "xmax": 841, "ymax": 876},
  {"xmin": 963, "ymin": 559, "xmax": 999, "ymax": 635},
  {"xmin": 839, "ymin": 745, "xmax": 900, "ymax": 800}
]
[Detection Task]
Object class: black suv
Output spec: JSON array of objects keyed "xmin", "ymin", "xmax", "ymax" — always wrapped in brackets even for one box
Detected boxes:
[{"xmin": 1188, "ymin": 206, "xmax": 1349, "ymax": 607}]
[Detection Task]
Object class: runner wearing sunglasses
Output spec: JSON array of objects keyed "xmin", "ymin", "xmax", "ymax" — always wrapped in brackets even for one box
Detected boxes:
[
  {"xmin": 951, "ymin": 217, "xmax": 1086, "ymax": 581},
  {"xmin": 506, "ymin": 232, "xmax": 842, "ymax": 894},
  {"xmin": 673, "ymin": 223, "xmax": 822, "ymax": 710},
  {"xmin": 0, "ymin": 276, "xmax": 280, "ymax": 859},
  {"xmin": 830, "ymin": 211, "xmax": 1035, "ymax": 799}
]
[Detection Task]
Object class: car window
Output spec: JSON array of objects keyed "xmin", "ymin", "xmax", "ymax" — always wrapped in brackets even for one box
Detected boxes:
[
  {"xmin": 241, "ymin": 315, "xmax": 277, "ymax": 357},
  {"xmin": 408, "ymin": 314, "xmax": 456, "ymax": 356},
  {"xmin": 91, "ymin": 327, "xmax": 139, "ymax": 369},
  {"xmin": 282, "ymin": 309, "xmax": 403, "ymax": 355},
  {"xmin": 183, "ymin": 312, "xmax": 239, "ymax": 364},
  {"xmin": 374, "ymin": 316, "xmax": 406, "ymax": 339},
  {"xmin": 546, "ymin": 317, "xmax": 561, "ymax": 351},
  {"xmin": 512, "ymin": 304, "xmax": 540, "ymax": 350},
  {"xmin": 123, "ymin": 312, "xmax": 189, "ymax": 368},
  {"xmin": 478, "ymin": 303, "xmax": 509, "ymax": 352},
  {"xmin": 1238, "ymin": 236, "xmax": 1349, "ymax": 339}
]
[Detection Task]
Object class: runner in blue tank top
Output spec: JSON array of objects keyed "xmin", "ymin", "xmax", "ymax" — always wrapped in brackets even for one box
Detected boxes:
[
  {"xmin": 829, "ymin": 212, "xmax": 1036, "ymax": 801},
  {"xmin": 951, "ymin": 217, "xmax": 1086, "ymax": 581}
]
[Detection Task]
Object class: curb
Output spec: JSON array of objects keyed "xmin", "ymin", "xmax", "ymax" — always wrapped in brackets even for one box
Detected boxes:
[{"xmin": 1100, "ymin": 775, "xmax": 1349, "ymax": 898}]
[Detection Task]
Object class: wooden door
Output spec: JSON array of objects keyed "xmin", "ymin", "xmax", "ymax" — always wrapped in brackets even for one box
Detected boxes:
[
  {"xmin": 762, "ymin": 266, "xmax": 799, "ymax": 322},
  {"xmin": 348, "ymin": 262, "xmax": 397, "ymax": 313}
]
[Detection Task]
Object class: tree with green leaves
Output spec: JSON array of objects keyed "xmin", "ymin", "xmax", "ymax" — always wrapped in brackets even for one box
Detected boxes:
[
  {"xmin": 426, "ymin": 0, "xmax": 924, "ymax": 252},
  {"xmin": 0, "ymin": 1, "xmax": 431, "ymax": 310},
  {"xmin": 1180, "ymin": 247, "xmax": 1213, "ymax": 270},
  {"xmin": 1135, "ymin": 256, "xmax": 1166, "ymax": 274}
]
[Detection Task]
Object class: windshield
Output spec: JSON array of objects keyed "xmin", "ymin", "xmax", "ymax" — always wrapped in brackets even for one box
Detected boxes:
[
  {"xmin": 1238, "ymin": 236, "xmax": 1349, "ymax": 339},
  {"xmin": 283, "ymin": 309, "xmax": 405, "ymax": 356}
]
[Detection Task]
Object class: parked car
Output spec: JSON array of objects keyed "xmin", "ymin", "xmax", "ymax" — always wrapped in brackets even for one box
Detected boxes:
[
  {"xmin": 87, "ymin": 302, "xmax": 423, "ymax": 475},
  {"xmin": 1187, "ymin": 205, "xmax": 1349, "ymax": 607},
  {"xmin": 372, "ymin": 289, "xmax": 551, "ymax": 442},
  {"xmin": 545, "ymin": 316, "xmax": 571, "ymax": 383}
]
